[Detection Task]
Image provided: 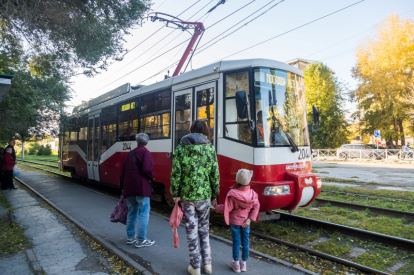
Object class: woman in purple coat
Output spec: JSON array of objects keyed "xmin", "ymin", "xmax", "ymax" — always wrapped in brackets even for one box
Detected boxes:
[{"xmin": 121, "ymin": 133, "xmax": 156, "ymax": 248}]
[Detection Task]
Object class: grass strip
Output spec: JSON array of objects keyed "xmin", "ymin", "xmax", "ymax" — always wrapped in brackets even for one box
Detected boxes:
[
  {"xmin": 20, "ymin": 162, "xmax": 71, "ymax": 177},
  {"xmin": 0, "ymin": 191, "xmax": 30, "ymax": 256},
  {"xmin": 322, "ymin": 185, "xmax": 414, "ymax": 201},
  {"xmin": 319, "ymin": 193, "xmax": 414, "ymax": 213},
  {"xmin": 291, "ymin": 204, "xmax": 414, "ymax": 241}
]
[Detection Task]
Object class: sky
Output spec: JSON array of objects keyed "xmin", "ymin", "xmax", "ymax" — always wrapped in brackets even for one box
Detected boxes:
[{"xmin": 68, "ymin": 0, "xmax": 414, "ymax": 113}]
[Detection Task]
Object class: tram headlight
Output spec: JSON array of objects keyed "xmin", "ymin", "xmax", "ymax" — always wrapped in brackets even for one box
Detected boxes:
[
  {"xmin": 263, "ymin": 185, "xmax": 290, "ymax": 196},
  {"xmin": 317, "ymin": 178, "xmax": 322, "ymax": 188}
]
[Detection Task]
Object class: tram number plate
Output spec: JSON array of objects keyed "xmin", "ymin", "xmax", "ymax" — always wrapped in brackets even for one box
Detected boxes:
[
  {"xmin": 298, "ymin": 148, "xmax": 310, "ymax": 160},
  {"xmin": 122, "ymin": 143, "xmax": 131, "ymax": 151}
]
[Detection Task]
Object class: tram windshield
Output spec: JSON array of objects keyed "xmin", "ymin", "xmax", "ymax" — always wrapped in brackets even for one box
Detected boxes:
[{"xmin": 254, "ymin": 68, "xmax": 309, "ymax": 147}]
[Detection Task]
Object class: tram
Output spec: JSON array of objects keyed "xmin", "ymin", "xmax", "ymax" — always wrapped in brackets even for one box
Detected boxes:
[{"xmin": 59, "ymin": 58, "xmax": 322, "ymax": 214}]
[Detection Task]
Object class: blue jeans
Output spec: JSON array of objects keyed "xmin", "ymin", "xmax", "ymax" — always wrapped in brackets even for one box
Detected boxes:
[
  {"xmin": 126, "ymin": 196, "xmax": 150, "ymax": 241},
  {"xmin": 230, "ymin": 224, "xmax": 250, "ymax": 261}
]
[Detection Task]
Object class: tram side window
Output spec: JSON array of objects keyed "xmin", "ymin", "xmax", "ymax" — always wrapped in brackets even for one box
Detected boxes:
[
  {"xmin": 224, "ymin": 71, "xmax": 252, "ymax": 144},
  {"xmin": 118, "ymin": 100, "xmax": 138, "ymax": 141},
  {"xmin": 77, "ymin": 115, "xmax": 88, "ymax": 153},
  {"xmin": 101, "ymin": 106, "xmax": 117, "ymax": 153},
  {"xmin": 140, "ymin": 89, "xmax": 171, "ymax": 139}
]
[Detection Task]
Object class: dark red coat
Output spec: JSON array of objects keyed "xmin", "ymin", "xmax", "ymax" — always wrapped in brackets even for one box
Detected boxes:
[
  {"xmin": 2, "ymin": 153, "xmax": 15, "ymax": 171},
  {"xmin": 121, "ymin": 146, "xmax": 156, "ymax": 198}
]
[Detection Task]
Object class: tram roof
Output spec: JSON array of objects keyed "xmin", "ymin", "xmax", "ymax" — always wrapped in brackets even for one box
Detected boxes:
[{"xmin": 72, "ymin": 58, "xmax": 302, "ymax": 115}]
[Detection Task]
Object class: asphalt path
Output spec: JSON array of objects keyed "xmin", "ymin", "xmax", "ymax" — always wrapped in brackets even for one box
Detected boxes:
[
  {"xmin": 15, "ymin": 170, "xmax": 308, "ymax": 275},
  {"xmin": 313, "ymin": 161, "xmax": 414, "ymax": 188}
]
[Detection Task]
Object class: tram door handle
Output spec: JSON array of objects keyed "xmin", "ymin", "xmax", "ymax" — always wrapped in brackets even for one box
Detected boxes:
[{"xmin": 166, "ymin": 152, "xmax": 171, "ymax": 158}]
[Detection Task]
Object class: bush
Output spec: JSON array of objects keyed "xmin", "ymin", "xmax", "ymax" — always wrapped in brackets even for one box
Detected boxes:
[
  {"xmin": 42, "ymin": 145, "xmax": 52, "ymax": 156},
  {"xmin": 28, "ymin": 147, "xmax": 36, "ymax": 155},
  {"xmin": 37, "ymin": 146, "xmax": 44, "ymax": 155}
]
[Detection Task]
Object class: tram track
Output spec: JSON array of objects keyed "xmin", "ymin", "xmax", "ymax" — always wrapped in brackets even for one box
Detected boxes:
[
  {"xmin": 19, "ymin": 159, "xmax": 59, "ymax": 169},
  {"xmin": 17, "ymin": 162, "xmax": 414, "ymax": 274}
]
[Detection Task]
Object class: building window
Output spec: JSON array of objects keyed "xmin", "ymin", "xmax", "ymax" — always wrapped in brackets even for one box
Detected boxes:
[
  {"xmin": 224, "ymin": 71, "xmax": 252, "ymax": 144},
  {"xmin": 140, "ymin": 89, "xmax": 171, "ymax": 139}
]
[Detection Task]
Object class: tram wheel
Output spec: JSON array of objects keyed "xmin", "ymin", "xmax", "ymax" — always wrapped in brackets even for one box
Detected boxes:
[{"xmin": 163, "ymin": 187, "xmax": 175, "ymax": 208}]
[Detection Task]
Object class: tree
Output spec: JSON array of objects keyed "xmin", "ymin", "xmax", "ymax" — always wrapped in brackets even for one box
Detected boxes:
[
  {"xmin": 1, "ymin": 0, "xmax": 150, "ymax": 76},
  {"xmin": 352, "ymin": 14, "xmax": 414, "ymax": 147},
  {"xmin": 304, "ymin": 62, "xmax": 349, "ymax": 148},
  {"xmin": 0, "ymin": 0, "xmax": 150, "ymax": 143}
]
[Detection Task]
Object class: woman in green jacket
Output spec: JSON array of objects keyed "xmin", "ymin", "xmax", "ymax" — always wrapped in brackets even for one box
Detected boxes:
[{"xmin": 170, "ymin": 120, "xmax": 220, "ymax": 275}]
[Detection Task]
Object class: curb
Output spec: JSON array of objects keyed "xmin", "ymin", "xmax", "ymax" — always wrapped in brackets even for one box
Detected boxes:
[
  {"xmin": 26, "ymin": 249, "xmax": 42, "ymax": 272},
  {"xmin": 150, "ymin": 211, "xmax": 318, "ymax": 275},
  {"xmin": 16, "ymin": 175, "xmax": 316, "ymax": 275},
  {"xmin": 14, "ymin": 177, "xmax": 152, "ymax": 275}
]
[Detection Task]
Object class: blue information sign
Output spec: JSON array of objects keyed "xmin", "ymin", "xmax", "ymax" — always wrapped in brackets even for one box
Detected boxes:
[{"xmin": 374, "ymin": 130, "xmax": 380, "ymax": 138}]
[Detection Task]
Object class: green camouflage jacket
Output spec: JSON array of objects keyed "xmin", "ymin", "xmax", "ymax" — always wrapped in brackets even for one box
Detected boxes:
[{"xmin": 170, "ymin": 133, "xmax": 220, "ymax": 201}]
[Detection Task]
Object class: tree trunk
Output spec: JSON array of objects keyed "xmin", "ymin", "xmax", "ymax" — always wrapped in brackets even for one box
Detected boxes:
[
  {"xmin": 393, "ymin": 116, "xmax": 399, "ymax": 146},
  {"xmin": 398, "ymin": 119, "xmax": 405, "ymax": 146}
]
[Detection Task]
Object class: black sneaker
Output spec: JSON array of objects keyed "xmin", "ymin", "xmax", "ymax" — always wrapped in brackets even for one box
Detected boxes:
[{"xmin": 135, "ymin": 239, "xmax": 155, "ymax": 248}]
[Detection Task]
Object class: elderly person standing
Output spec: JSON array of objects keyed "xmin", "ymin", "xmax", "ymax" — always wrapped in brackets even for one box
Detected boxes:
[
  {"xmin": 121, "ymin": 133, "xmax": 155, "ymax": 248},
  {"xmin": 170, "ymin": 120, "xmax": 220, "ymax": 275},
  {"xmin": 2, "ymin": 147, "xmax": 16, "ymax": 190}
]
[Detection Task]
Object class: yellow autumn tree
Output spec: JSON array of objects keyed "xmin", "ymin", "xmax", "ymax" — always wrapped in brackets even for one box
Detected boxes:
[{"xmin": 352, "ymin": 14, "xmax": 414, "ymax": 147}]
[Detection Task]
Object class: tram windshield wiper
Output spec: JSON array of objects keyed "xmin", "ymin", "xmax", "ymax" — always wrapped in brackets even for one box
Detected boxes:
[{"xmin": 268, "ymin": 90, "xmax": 299, "ymax": 153}]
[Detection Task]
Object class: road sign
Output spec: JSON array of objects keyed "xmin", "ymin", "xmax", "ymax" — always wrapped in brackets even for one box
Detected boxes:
[{"xmin": 374, "ymin": 130, "xmax": 380, "ymax": 138}]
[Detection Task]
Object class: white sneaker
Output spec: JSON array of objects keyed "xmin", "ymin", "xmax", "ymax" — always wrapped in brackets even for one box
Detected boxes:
[
  {"xmin": 188, "ymin": 265, "xmax": 201, "ymax": 275},
  {"xmin": 203, "ymin": 264, "xmax": 212, "ymax": 274}
]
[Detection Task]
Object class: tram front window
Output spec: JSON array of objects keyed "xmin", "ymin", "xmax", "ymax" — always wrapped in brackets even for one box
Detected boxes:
[{"xmin": 254, "ymin": 68, "xmax": 309, "ymax": 147}]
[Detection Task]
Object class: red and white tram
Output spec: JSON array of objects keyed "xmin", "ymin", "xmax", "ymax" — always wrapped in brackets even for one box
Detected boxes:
[{"xmin": 59, "ymin": 58, "xmax": 322, "ymax": 214}]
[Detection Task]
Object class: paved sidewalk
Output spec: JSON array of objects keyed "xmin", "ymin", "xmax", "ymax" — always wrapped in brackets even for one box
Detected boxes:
[
  {"xmin": 0, "ymin": 187, "xmax": 110, "ymax": 275},
  {"xmin": 16, "ymin": 171, "xmax": 308, "ymax": 275}
]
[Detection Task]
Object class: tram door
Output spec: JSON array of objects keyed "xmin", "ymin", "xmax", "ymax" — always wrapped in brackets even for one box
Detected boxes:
[
  {"xmin": 173, "ymin": 89, "xmax": 192, "ymax": 150},
  {"xmin": 87, "ymin": 114, "xmax": 101, "ymax": 181},
  {"xmin": 172, "ymin": 84, "xmax": 216, "ymax": 151},
  {"xmin": 195, "ymin": 84, "xmax": 216, "ymax": 147}
]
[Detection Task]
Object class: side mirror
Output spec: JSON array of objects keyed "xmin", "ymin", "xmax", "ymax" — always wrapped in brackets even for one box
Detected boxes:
[
  {"xmin": 308, "ymin": 105, "xmax": 320, "ymax": 132},
  {"xmin": 235, "ymin": 91, "xmax": 248, "ymax": 119}
]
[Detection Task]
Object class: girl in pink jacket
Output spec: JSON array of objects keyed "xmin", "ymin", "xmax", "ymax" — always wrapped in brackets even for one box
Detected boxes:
[{"xmin": 212, "ymin": 169, "xmax": 260, "ymax": 273}]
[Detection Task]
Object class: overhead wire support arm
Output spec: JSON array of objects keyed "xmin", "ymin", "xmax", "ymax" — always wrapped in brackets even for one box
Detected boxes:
[{"xmin": 149, "ymin": 12, "xmax": 205, "ymax": 77}]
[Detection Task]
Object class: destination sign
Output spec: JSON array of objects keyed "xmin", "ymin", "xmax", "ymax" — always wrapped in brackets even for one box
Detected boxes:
[
  {"xmin": 121, "ymin": 101, "xmax": 136, "ymax": 112},
  {"xmin": 266, "ymin": 74, "xmax": 286, "ymax": 86}
]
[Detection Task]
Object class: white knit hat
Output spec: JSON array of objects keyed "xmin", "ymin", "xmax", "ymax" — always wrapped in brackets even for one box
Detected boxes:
[{"xmin": 236, "ymin": 169, "xmax": 253, "ymax": 186}]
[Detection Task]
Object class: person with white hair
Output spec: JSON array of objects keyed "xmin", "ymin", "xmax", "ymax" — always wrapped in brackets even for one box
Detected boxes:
[
  {"xmin": 2, "ymin": 147, "xmax": 16, "ymax": 190},
  {"xmin": 212, "ymin": 169, "xmax": 260, "ymax": 273},
  {"xmin": 120, "ymin": 133, "xmax": 156, "ymax": 248}
]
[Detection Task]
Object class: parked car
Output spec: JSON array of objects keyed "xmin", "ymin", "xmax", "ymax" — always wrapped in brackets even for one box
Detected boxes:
[
  {"xmin": 336, "ymin": 144, "xmax": 384, "ymax": 160},
  {"xmin": 364, "ymin": 144, "xmax": 385, "ymax": 149}
]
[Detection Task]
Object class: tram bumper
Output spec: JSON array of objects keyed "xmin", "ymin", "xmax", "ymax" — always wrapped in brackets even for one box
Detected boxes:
[{"xmin": 281, "ymin": 172, "xmax": 321, "ymax": 211}]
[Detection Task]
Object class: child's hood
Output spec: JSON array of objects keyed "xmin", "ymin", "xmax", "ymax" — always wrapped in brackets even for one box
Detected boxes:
[{"xmin": 227, "ymin": 186, "xmax": 258, "ymax": 206}]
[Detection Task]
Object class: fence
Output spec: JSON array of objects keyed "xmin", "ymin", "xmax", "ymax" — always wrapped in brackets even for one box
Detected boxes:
[{"xmin": 312, "ymin": 149, "xmax": 414, "ymax": 162}]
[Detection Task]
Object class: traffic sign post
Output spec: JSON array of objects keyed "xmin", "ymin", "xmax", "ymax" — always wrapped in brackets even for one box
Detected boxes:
[{"xmin": 374, "ymin": 130, "xmax": 380, "ymax": 149}]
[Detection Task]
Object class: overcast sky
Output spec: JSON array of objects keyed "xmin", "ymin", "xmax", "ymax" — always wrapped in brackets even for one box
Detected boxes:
[{"xmin": 68, "ymin": 0, "xmax": 414, "ymax": 111}]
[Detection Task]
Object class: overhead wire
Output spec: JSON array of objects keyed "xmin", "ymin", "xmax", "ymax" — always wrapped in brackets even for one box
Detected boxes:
[
  {"xmin": 195, "ymin": 0, "xmax": 285, "ymax": 55},
  {"xmin": 81, "ymin": 0, "xmax": 210, "ymax": 98},
  {"xmin": 211, "ymin": 0, "xmax": 366, "ymax": 62},
  {"xmin": 89, "ymin": 0, "xmax": 254, "ymax": 94},
  {"xmin": 137, "ymin": 0, "xmax": 366, "ymax": 84}
]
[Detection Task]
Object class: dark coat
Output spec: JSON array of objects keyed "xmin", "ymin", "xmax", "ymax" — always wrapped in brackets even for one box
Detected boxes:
[
  {"xmin": 2, "ymin": 153, "xmax": 15, "ymax": 171},
  {"xmin": 5, "ymin": 145, "xmax": 16, "ymax": 162},
  {"xmin": 121, "ymin": 146, "xmax": 155, "ymax": 198}
]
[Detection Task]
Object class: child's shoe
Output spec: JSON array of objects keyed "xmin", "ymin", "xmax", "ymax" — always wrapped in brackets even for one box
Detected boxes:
[
  {"xmin": 231, "ymin": 260, "xmax": 241, "ymax": 273},
  {"xmin": 240, "ymin": 260, "xmax": 247, "ymax": 272},
  {"xmin": 203, "ymin": 263, "xmax": 212, "ymax": 274},
  {"xmin": 187, "ymin": 265, "xmax": 201, "ymax": 275}
]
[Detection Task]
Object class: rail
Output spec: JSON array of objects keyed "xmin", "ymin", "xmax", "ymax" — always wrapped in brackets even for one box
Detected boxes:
[
  {"xmin": 16, "ymin": 163, "xmax": 392, "ymax": 275},
  {"xmin": 312, "ymin": 148, "xmax": 414, "ymax": 162}
]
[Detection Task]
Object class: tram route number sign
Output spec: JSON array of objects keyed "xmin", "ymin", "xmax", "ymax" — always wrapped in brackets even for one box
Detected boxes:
[
  {"xmin": 122, "ymin": 143, "xmax": 131, "ymax": 151},
  {"xmin": 374, "ymin": 130, "xmax": 380, "ymax": 138}
]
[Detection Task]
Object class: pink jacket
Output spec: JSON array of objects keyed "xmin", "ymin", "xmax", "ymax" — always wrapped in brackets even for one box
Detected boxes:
[{"xmin": 215, "ymin": 186, "xmax": 260, "ymax": 226}]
